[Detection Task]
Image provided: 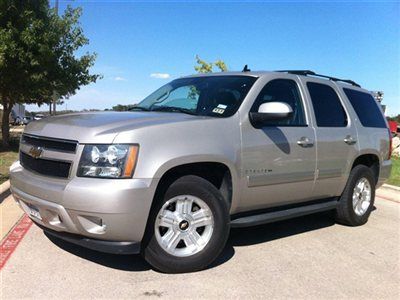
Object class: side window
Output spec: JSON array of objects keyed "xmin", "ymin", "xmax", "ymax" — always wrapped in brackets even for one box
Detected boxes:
[
  {"xmin": 307, "ymin": 82, "xmax": 347, "ymax": 127},
  {"xmin": 343, "ymin": 88, "xmax": 387, "ymax": 128},
  {"xmin": 252, "ymin": 79, "xmax": 306, "ymax": 126}
]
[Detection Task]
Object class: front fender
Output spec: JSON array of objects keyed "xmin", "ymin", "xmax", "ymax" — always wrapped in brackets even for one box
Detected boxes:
[{"xmin": 149, "ymin": 155, "xmax": 240, "ymax": 214}]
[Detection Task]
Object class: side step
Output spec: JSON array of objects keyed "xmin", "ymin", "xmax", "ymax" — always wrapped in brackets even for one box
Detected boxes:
[{"xmin": 230, "ymin": 200, "xmax": 338, "ymax": 228}]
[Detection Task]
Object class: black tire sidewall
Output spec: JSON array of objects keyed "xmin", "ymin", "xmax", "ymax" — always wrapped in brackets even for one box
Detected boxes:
[
  {"xmin": 340, "ymin": 165, "xmax": 376, "ymax": 225},
  {"xmin": 143, "ymin": 176, "xmax": 230, "ymax": 273}
]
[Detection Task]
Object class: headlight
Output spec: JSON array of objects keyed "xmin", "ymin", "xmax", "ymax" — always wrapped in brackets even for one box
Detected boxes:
[{"xmin": 77, "ymin": 144, "xmax": 139, "ymax": 178}]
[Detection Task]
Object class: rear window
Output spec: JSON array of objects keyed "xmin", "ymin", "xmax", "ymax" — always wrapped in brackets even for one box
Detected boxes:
[
  {"xmin": 343, "ymin": 88, "xmax": 387, "ymax": 128},
  {"xmin": 307, "ymin": 82, "xmax": 347, "ymax": 127}
]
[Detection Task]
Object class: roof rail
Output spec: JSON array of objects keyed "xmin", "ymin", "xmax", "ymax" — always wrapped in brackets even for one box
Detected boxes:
[{"xmin": 276, "ymin": 70, "xmax": 361, "ymax": 88}]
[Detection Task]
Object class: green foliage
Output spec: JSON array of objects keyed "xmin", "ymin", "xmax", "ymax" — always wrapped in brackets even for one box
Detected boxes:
[
  {"xmin": 214, "ymin": 59, "xmax": 227, "ymax": 72},
  {"xmin": 0, "ymin": 128, "xmax": 21, "ymax": 184},
  {"xmin": 388, "ymin": 157, "xmax": 400, "ymax": 187},
  {"xmin": 112, "ymin": 104, "xmax": 135, "ymax": 111},
  {"xmin": 194, "ymin": 55, "xmax": 227, "ymax": 73},
  {"xmin": 0, "ymin": 0, "xmax": 100, "ymax": 147},
  {"xmin": 191, "ymin": 55, "xmax": 228, "ymax": 99}
]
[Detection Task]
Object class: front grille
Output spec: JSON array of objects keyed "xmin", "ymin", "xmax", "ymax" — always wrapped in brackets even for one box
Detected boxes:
[
  {"xmin": 21, "ymin": 134, "xmax": 77, "ymax": 153},
  {"xmin": 20, "ymin": 152, "xmax": 71, "ymax": 178}
]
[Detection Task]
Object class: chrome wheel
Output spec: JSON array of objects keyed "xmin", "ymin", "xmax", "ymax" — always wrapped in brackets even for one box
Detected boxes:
[
  {"xmin": 352, "ymin": 177, "xmax": 372, "ymax": 216},
  {"xmin": 155, "ymin": 195, "xmax": 214, "ymax": 257}
]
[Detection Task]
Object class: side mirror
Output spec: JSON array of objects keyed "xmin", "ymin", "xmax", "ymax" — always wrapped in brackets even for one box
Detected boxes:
[{"xmin": 249, "ymin": 102, "xmax": 293, "ymax": 128}]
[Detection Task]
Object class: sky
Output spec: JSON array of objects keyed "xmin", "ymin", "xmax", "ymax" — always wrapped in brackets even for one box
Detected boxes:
[{"xmin": 27, "ymin": 0, "xmax": 400, "ymax": 115}]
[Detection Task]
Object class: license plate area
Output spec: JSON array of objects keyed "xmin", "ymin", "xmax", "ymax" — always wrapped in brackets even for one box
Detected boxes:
[{"xmin": 26, "ymin": 203, "xmax": 42, "ymax": 220}]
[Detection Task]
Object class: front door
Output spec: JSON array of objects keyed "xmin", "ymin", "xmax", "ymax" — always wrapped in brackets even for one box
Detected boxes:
[{"xmin": 239, "ymin": 78, "xmax": 317, "ymax": 212}]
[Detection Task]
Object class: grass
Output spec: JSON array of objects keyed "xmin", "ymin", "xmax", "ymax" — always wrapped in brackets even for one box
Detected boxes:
[
  {"xmin": 388, "ymin": 156, "xmax": 400, "ymax": 187},
  {"xmin": 0, "ymin": 130, "xmax": 21, "ymax": 184}
]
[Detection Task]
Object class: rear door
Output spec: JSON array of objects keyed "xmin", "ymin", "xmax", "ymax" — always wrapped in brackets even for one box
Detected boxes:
[{"xmin": 302, "ymin": 79, "xmax": 359, "ymax": 198}]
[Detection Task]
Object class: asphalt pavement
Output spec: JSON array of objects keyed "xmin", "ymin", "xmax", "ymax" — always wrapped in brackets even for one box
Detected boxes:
[{"xmin": 1, "ymin": 196, "xmax": 399, "ymax": 299}]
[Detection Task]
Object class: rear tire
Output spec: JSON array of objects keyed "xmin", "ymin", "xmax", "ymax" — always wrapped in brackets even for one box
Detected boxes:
[
  {"xmin": 335, "ymin": 165, "xmax": 375, "ymax": 226},
  {"xmin": 142, "ymin": 175, "xmax": 230, "ymax": 273}
]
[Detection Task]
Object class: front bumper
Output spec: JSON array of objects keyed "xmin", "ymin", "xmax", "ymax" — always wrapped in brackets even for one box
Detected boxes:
[
  {"xmin": 10, "ymin": 161, "xmax": 158, "ymax": 247},
  {"xmin": 36, "ymin": 221, "xmax": 141, "ymax": 254}
]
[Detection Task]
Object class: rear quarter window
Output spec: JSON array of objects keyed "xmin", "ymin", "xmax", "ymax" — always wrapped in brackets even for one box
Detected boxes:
[{"xmin": 343, "ymin": 88, "xmax": 387, "ymax": 128}]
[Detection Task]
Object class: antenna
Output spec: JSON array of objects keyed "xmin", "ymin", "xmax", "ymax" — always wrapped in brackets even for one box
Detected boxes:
[{"xmin": 242, "ymin": 65, "xmax": 251, "ymax": 72}]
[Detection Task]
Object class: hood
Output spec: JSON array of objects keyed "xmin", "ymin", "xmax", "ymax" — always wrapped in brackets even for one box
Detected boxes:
[{"xmin": 25, "ymin": 111, "xmax": 199, "ymax": 143}]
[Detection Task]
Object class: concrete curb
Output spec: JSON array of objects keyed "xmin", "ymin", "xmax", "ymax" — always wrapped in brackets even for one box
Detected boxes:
[
  {"xmin": 0, "ymin": 180, "xmax": 10, "ymax": 196},
  {"xmin": 376, "ymin": 185, "xmax": 400, "ymax": 203},
  {"xmin": 381, "ymin": 184, "xmax": 400, "ymax": 192}
]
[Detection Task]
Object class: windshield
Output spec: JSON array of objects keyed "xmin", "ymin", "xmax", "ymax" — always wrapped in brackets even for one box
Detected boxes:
[{"xmin": 135, "ymin": 75, "xmax": 257, "ymax": 117}]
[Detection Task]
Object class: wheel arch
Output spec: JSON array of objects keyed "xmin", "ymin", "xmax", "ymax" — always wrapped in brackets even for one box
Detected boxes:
[
  {"xmin": 351, "ymin": 152, "xmax": 380, "ymax": 184},
  {"xmin": 141, "ymin": 159, "xmax": 236, "ymax": 252},
  {"xmin": 152, "ymin": 159, "xmax": 236, "ymax": 210}
]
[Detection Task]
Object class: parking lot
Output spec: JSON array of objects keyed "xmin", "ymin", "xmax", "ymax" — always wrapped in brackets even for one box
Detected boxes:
[{"xmin": 1, "ymin": 195, "xmax": 398, "ymax": 299}]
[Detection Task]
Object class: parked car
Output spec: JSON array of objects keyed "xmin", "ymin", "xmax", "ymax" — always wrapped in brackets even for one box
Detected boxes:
[
  {"xmin": 23, "ymin": 116, "xmax": 33, "ymax": 125},
  {"xmin": 388, "ymin": 120, "xmax": 399, "ymax": 135},
  {"xmin": 9, "ymin": 114, "xmax": 23, "ymax": 125},
  {"xmin": 10, "ymin": 70, "xmax": 392, "ymax": 273},
  {"xmin": 33, "ymin": 114, "xmax": 45, "ymax": 120}
]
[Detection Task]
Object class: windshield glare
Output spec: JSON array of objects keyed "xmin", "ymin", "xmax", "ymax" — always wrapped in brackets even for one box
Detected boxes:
[{"xmin": 137, "ymin": 76, "xmax": 258, "ymax": 117}]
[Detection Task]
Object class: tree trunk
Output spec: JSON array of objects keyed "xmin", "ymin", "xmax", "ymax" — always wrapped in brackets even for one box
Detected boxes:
[
  {"xmin": 49, "ymin": 103, "xmax": 52, "ymax": 115},
  {"xmin": 1, "ymin": 103, "xmax": 12, "ymax": 148},
  {"xmin": 53, "ymin": 99, "xmax": 56, "ymax": 115}
]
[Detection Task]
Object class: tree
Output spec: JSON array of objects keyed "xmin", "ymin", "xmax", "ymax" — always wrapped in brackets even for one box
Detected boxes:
[
  {"xmin": 0, "ymin": 0, "xmax": 100, "ymax": 147},
  {"xmin": 112, "ymin": 104, "xmax": 135, "ymax": 111},
  {"xmin": 190, "ymin": 55, "xmax": 228, "ymax": 99},
  {"xmin": 194, "ymin": 55, "xmax": 227, "ymax": 73}
]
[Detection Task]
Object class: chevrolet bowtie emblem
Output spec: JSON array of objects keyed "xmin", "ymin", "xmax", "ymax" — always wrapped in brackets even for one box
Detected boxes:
[{"xmin": 28, "ymin": 146, "xmax": 43, "ymax": 159}]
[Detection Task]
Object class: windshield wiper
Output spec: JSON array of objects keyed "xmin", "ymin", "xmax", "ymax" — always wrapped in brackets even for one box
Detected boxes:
[{"xmin": 150, "ymin": 106, "xmax": 197, "ymax": 116}]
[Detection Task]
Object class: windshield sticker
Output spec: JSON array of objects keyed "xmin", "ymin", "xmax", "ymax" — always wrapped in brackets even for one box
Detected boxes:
[
  {"xmin": 212, "ymin": 107, "xmax": 225, "ymax": 114},
  {"xmin": 217, "ymin": 104, "xmax": 227, "ymax": 109}
]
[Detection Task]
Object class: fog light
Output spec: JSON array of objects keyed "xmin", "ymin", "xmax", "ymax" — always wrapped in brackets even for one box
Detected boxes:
[{"xmin": 77, "ymin": 215, "xmax": 106, "ymax": 234}]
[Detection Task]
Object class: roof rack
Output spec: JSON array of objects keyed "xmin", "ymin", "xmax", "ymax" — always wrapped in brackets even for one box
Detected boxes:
[{"xmin": 276, "ymin": 70, "xmax": 361, "ymax": 88}]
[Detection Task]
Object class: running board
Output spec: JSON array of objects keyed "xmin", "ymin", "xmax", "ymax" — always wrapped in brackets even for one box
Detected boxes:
[{"xmin": 230, "ymin": 200, "xmax": 338, "ymax": 228}]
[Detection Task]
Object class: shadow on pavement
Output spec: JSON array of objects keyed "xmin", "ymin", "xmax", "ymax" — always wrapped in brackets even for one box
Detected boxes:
[
  {"xmin": 44, "ymin": 232, "xmax": 150, "ymax": 272},
  {"xmin": 45, "ymin": 211, "xmax": 336, "ymax": 272},
  {"xmin": 228, "ymin": 211, "xmax": 335, "ymax": 247},
  {"xmin": 0, "ymin": 188, "xmax": 11, "ymax": 204}
]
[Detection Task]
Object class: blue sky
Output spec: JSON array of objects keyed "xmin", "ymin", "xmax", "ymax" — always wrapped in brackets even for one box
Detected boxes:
[{"xmin": 28, "ymin": 0, "xmax": 400, "ymax": 115}]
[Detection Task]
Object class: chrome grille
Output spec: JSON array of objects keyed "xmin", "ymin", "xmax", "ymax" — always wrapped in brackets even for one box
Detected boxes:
[
  {"xmin": 21, "ymin": 134, "xmax": 78, "ymax": 153},
  {"xmin": 20, "ymin": 152, "xmax": 71, "ymax": 178},
  {"xmin": 20, "ymin": 134, "xmax": 78, "ymax": 178}
]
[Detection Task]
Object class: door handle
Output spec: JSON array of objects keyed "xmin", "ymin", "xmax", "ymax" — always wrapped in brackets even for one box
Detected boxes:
[
  {"xmin": 344, "ymin": 135, "xmax": 357, "ymax": 145},
  {"xmin": 297, "ymin": 137, "xmax": 314, "ymax": 148}
]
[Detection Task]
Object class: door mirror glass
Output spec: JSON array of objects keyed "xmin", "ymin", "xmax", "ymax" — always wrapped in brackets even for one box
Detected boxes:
[{"xmin": 250, "ymin": 102, "xmax": 293, "ymax": 128}]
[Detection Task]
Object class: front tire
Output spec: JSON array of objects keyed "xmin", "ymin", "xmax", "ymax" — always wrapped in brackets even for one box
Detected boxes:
[
  {"xmin": 142, "ymin": 175, "xmax": 230, "ymax": 273},
  {"xmin": 335, "ymin": 165, "xmax": 376, "ymax": 226}
]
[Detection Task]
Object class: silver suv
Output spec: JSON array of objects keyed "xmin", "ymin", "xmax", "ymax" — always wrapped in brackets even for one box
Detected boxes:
[{"xmin": 10, "ymin": 70, "xmax": 392, "ymax": 273}]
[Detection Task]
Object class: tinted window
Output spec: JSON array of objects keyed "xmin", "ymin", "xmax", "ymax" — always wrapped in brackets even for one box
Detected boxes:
[
  {"xmin": 343, "ymin": 88, "xmax": 386, "ymax": 128},
  {"xmin": 307, "ymin": 82, "xmax": 347, "ymax": 127},
  {"xmin": 252, "ymin": 79, "xmax": 306, "ymax": 126}
]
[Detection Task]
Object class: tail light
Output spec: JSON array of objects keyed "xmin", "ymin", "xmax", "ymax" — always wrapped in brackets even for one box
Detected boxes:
[{"xmin": 388, "ymin": 128, "xmax": 392, "ymax": 160}]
